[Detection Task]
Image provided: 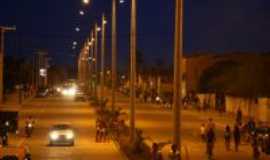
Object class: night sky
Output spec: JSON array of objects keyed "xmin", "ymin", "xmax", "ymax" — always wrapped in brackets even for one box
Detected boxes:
[{"xmin": 1, "ymin": 0, "xmax": 270, "ymax": 68}]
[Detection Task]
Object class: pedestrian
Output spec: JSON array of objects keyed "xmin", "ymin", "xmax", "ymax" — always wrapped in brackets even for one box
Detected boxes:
[
  {"xmin": 200, "ymin": 123, "xmax": 206, "ymax": 141},
  {"xmin": 152, "ymin": 143, "xmax": 163, "ymax": 160},
  {"xmin": 95, "ymin": 119, "xmax": 101, "ymax": 142},
  {"xmin": 247, "ymin": 117, "xmax": 256, "ymax": 135},
  {"xmin": 251, "ymin": 133, "xmax": 260, "ymax": 160},
  {"xmin": 224, "ymin": 125, "xmax": 231, "ymax": 151},
  {"xmin": 168, "ymin": 144, "xmax": 180, "ymax": 160},
  {"xmin": 206, "ymin": 127, "xmax": 216, "ymax": 160},
  {"xmin": 236, "ymin": 107, "xmax": 242, "ymax": 125},
  {"xmin": 206, "ymin": 118, "xmax": 216, "ymax": 132},
  {"xmin": 233, "ymin": 124, "xmax": 241, "ymax": 152}
]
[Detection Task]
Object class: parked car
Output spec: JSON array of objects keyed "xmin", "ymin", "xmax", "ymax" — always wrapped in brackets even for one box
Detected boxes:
[
  {"xmin": 74, "ymin": 89, "xmax": 86, "ymax": 101},
  {"xmin": 48, "ymin": 124, "xmax": 75, "ymax": 146}
]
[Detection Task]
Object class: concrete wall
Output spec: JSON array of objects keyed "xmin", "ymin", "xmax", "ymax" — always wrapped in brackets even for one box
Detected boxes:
[
  {"xmin": 197, "ymin": 93, "xmax": 216, "ymax": 110},
  {"xmin": 226, "ymin": 96, "xmax": 270, "ymax": 123}
]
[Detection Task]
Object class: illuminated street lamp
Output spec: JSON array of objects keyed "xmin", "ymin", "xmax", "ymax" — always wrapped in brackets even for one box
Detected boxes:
[
  {"xmin": 173, "ymin": 0, "xmax": 184, "ymax": 154},
  {"xmin": 100, "ymin": 14, "xmax": 107, "ymax": 102},
  {"xmin": 129, "ymin": 0, "xmax": 137, "ymax": 142},
  {"xmin": 82, "ymin": 0, "xmax": 90, "ymax": 5},
  {"xmin": 75, "ymin": 27, "xmax": 80, "ymax": 32},
  {"xmin": 79, "ymin": 10, "xmax": 85, "ymax": 16}
]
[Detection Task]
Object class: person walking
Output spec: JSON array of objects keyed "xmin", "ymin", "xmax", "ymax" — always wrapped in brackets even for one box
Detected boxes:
[
  {"xmin": 251, "ymin": 133, "xmax": 260, "ymax": 160},
  {"xmin": 233, "ymin": 124, "xmax": 241, "ymax": 152},
  {"xmin": 152, "ymin": 143, "xmax": 163, "ymax": 160},
  {"xmin": 206, "ymin": 128, "xmax": 216, "ymax": 160},
  {"xmin": 95, "ymin": 119, "xmax": 101, "ymax": 142},
  {"xmin": 168, "ymin": 144, "xmax": 180, "ymax": 160},
  {"xmin": 224, "ymin": 125, "xmax": 231, "ymax": 151},
  {"xmin": 200, "ymin": 123, "xmax": 206, "ymax": 141},
  {"xmin": 206, "ymin": 118, "xmax": 216, "ymax": 132},
  {"xmin": 236, "ymin": 107, "xmax": 242, "ymax": 125}
]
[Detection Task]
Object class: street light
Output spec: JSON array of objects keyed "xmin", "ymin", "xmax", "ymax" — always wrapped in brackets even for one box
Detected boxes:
[
  {"xmin": 82, "ymin": 0, "xmax": 90, "ymax": 5},
  {"xmin": 79, "ymin": 10, "xmax": 85, "ymax": 16},
  {"xmin": 111, "ymin": 0, "xmax": 117, "ymax": 109},
  {"xmin": 173, "ymin": 0, "xmax": 184, "ymax": 154},
  {"xmin": 93, "ymin": 24, "xmax": 101, "ymax": 98},
  {"xmin": 129, "ymin": 0, "xmax": 137, "ymax": 143},
  {"xmin": 75, "ymin": 27, "xmax": 80, "ymax": 32},
  {"xmin": 100, "ymin": 14, "xmax": 107, "ymax": 102}
]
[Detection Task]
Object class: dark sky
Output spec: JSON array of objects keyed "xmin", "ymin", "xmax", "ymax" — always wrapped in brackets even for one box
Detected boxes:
[{"xmin": 1, "ymin": 0, "xmax": 270, "ymax": 68}]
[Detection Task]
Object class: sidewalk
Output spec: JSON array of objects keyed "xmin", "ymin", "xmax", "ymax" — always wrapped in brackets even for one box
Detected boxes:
[{"xmin": 0, "ymin": 92, "xmax": 35, "ymax": 111}]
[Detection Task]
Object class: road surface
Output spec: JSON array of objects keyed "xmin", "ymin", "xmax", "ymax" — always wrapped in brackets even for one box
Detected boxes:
[
  {"xmin": 107, "ymin": 90, "xmax": 269, "ymax": 160},
  {"xmin": 18, "ymin": 96, "xmax": 124, "ymax": 160}
]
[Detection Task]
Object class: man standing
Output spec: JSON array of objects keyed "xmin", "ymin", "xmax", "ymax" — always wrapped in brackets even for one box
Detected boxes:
[
  {"xmin": 236, "ymin": 107, "xmax": 242, "ymax": 125},
  {"xmin": 233, "ymin": 124, "xmax": 241, "ymax": 152},
  {"xmin": 206, "ymin": 127, "xmax": 216, "ymax": 160}
]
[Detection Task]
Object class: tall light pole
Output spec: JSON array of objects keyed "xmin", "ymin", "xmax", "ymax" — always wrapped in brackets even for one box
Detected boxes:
[
  {"xmin": 94, "ymin": 24, "xmax": 100, "ymax": 98},
  {"xmin": 173, "ymin": 0, "xmax": 184, "ymax": 153},
  {"xmin": 111, "ymin": 0, "xmax": 117, "ymax": 109},
  {"xmin": 90, "ymin": 31, "xmax": 95, "ymax": 96},
  {"xmin": 0, "ymin": 26, "xmax": 16, "ymax": 104},
  {"xmin": 130, "ymin": 0, "xmax": 137, "ymax": 142},
  {"xmin": 101, "ymin": 14, "xmax": 107, "ymax": 102}
]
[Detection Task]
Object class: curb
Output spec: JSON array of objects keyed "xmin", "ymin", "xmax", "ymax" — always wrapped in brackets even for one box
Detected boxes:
[{"xmin": 111, "ymin": 137, "xmax": 130, "ymax": 160}]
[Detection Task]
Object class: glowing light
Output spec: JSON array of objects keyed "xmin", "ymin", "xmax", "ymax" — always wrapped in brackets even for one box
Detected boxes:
[
  {"xmin": 75, "ymin": 27, "xmax": 80, "ymax": 32},
  {"xmin": 50, "ymin": 132, "xmax": 59, "ymax": 140},
  {"xmin": 79, "ymin": 10, "xmax": 85, "ymax": 16},
  {"xmin": 82, "ymin": 0, "xmax": 90, "ymax": 4}
]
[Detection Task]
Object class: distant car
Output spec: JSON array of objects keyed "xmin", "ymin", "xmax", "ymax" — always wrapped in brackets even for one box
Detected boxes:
[
  {"xmin": 74, "ymin": 89, "xmax": 86, "ymax": 101},
  {"xmin": 48, "ymin": 124, "xmax": 75, "ymax": 146},
  {"xmin": 36, "ymin": 87, "xmax": 49, "ymax": 98}
]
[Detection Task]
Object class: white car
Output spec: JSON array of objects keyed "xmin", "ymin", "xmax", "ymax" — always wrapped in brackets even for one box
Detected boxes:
[{"xmin": 49, "ymin": 124, "xmax": 75, "ymax": 146}]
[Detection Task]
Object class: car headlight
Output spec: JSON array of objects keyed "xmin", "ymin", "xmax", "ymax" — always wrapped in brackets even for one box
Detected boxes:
[
  {"xmin": 69, "ymin": 88, "xmax": 76, "ymax": 95},
  {"xmin": 56, "ymin": 87, "xmax": 61, "ymax": 92},
  {"xmin": 50, "ymin": 132, "xmax": 59, "ymax": 140},
  {"xmin": 62, "ymin": 90, "xmax": 68, "ymax": 95},
  {"xmin": 66, "ymin": 132, "xmax": 74, "ymax": 139}
]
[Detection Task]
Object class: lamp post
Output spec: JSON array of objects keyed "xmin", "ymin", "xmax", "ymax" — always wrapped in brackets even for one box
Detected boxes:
[
  {"xmin": 94, "ymin": 24, "xmax": 100, "ymax": 98},
  {"xmin": 0, "ymin": 26, "xmax": 16, "ymax": 104},
  {"xmin": 101, "ymin": 14, "xmax": 107, "ymax": 102},
  {"xmin": 111, "ymin": 0, "xmax": 117, "ymax": 109},
  {"xmin": 129, "ymin": 0, "xmax": 137, "ymax": 143},
  {"xmin": 173, "ymin": 0, "xmax": 184, "ymax": 154}
]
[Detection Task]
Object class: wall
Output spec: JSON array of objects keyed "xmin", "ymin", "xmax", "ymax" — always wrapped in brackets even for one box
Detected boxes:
[{"xmin": 226, "ymin": 96, "xmax": 270, "ymax": 123}]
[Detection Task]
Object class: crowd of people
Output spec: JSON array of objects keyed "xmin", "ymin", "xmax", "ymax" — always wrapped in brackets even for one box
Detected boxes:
[{"xmin": 199, "ymin": 108, "xmax": 270, "ymax": 160}]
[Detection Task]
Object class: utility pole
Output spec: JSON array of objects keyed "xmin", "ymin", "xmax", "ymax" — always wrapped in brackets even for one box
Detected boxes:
[
  {"xmin": 88, "ymin": 31, "xmax": 93, "ymax": 95},
  {"xmin": 173, "ymin": 0, "xmax": 184, "ymax": 154},
  {"xmin": 111, "ymin": 0, "xmax": 117, "ymax": 109},
  {"xmin": 101, "ymin": 14, "xmax": 106, "ymax": 102},
  {"xmin": 94, "ymin": 24, "xmax": 99, "ymax": 98},
  {"xmin": 0, "ymin": 26, "xmax": 16, "ymax": 104},
  {"xmin": 130, "ymin": 0, "xmax": 137, "ymax": 143}
]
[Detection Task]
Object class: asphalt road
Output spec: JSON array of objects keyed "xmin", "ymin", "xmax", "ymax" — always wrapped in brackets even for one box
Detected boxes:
[{"xmin": 19, "ymin": 96, "xmax": 124, "ymax": 160}]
